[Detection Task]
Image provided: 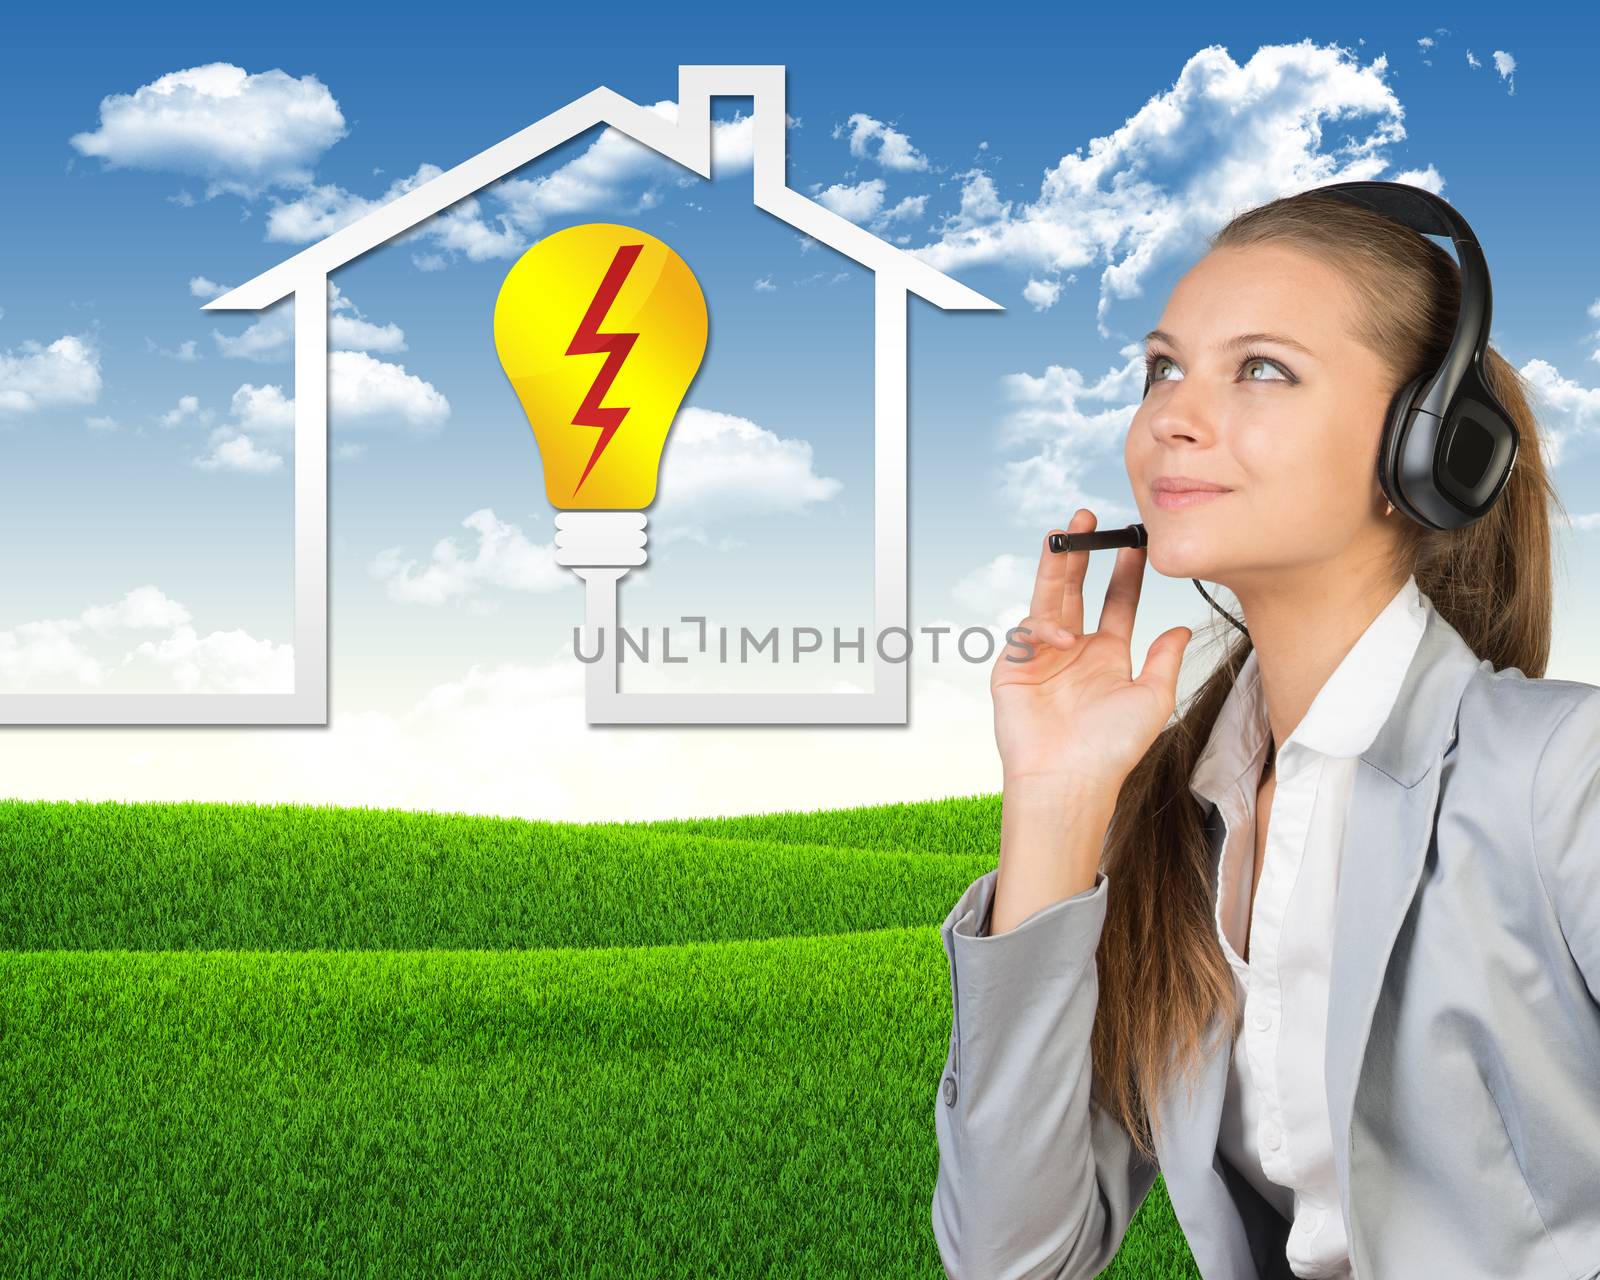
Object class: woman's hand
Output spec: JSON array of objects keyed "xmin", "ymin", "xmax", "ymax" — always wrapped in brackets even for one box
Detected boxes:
[{"xmin": 992, "ymin": 509, "xmax": 1193, "ymax": 799}]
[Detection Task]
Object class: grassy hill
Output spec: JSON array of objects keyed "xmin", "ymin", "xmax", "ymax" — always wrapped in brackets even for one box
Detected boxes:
[{"xmin": 0, "ymin": 795, "xmax": 1197, "ymax": 1277}]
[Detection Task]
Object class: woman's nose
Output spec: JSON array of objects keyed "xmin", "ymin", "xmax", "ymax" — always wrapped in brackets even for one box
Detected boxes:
[{"xmin": 1145, "ymin": 382, "xmax": 1215, "ymax": 445}]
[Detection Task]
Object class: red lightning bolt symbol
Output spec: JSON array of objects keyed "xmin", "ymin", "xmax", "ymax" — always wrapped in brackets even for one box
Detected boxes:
[{"xmin": 565, "ymin": 242, "xmax": 644, "ymax": 497}]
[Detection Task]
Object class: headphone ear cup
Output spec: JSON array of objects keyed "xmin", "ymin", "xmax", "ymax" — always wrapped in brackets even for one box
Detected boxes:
[{"xmin": 1378, "ymin": 374, "xmax": 1426, "ymax": 518}]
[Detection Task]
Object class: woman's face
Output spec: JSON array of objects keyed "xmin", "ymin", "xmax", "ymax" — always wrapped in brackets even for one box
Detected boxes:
[{"xmin": 1124, "ymin": 242, "xmax": 1401, "ymax": 591}]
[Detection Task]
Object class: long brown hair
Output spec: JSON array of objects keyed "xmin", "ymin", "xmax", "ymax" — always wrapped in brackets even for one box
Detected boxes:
[{"xmin": 1091, "ymin": 188, "xmax": 1565, "ymax": 1163}]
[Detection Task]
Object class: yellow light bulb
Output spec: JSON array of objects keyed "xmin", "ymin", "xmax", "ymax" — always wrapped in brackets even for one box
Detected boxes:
[{"xmin": 493, "ymin": 222, "xmax": 708, "ymax": 512}]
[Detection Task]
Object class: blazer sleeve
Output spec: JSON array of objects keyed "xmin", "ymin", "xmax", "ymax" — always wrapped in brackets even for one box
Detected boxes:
[
  {"xmin": 1532, "ymin": 685, "xmax": 1600, "ymax": 1006},
  {"xmin": 931, "ymin": 866, "xmax": 1160, "ymax": 1279}
]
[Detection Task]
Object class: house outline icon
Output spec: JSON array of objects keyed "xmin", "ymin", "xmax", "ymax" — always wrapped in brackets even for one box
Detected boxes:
[{"xmin": 2, "ymin": 64, "xmax": 1000, "ymax": 728}]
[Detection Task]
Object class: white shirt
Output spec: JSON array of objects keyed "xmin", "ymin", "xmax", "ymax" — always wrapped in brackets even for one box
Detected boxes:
[{"xmin": 1187, "ymin": 574, "xmax": 1428, "ymax": 1280}]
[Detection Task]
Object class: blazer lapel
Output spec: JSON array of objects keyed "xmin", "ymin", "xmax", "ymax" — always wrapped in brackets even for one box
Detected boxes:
[{"xmin": 1323, "ymin": 596, "xmax": 1485, "ymax": 1261}]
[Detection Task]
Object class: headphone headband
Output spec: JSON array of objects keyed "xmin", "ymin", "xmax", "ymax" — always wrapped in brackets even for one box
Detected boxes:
[{"xmin": 1314, "ymin": 181, "xmax": 1493, "ymax": 414}]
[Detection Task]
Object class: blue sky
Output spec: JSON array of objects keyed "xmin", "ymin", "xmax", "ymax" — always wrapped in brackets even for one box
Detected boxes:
[{"xmin": 1, "ymin": 4, "xmax": 1597, "ymax": 818}]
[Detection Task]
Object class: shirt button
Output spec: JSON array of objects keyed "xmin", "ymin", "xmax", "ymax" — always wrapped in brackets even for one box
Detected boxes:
[
  {"xmin": 1252, "ymin": 1008, "xmax": 1272, "ymax": 1030},
  {"xmin": 1264, "ymin": 1126, "xmax": 1282, "ymax": 1150},
  {"xmin": 943, "ymin": 1075, "xmax": 957, "ymax": 1107}
]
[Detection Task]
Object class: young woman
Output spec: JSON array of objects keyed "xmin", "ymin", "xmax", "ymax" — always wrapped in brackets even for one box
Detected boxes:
[{"xmin": 932, "ymin": 186, "xmax": 1600, "ymax": 1279}]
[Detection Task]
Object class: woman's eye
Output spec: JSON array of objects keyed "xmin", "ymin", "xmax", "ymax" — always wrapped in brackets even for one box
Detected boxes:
[
  {"xmin": 1241, "ymin": 357, "xmax": 1289, "ymax": 382},
  {"xmin": 1147, "ymin": 355, "xmax": 1181, "ymax": 382}
]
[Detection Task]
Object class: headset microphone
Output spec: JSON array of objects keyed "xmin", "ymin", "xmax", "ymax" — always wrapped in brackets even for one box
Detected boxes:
[
  {"xmin": 1049, "ymin": 524, "xmax": 1146, "ymax": 553},
  {"xmin": 1048, "ymin": 521, "xmax": 1248, "ymax": 640}
]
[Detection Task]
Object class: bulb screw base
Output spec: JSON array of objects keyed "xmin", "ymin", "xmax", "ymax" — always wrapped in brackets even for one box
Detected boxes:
[{"xmin": 554, "ymin": 510, "xmax": 648, "ymax": 567}]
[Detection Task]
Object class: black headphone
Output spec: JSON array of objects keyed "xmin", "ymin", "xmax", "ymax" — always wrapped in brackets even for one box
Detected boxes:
[
  {"xmin": 1157, "ymin": 180, "xmax": 1521, "ymax": 641},
  {"xmin": 1314, "ymin": 180, "xmax": 1519, "ymax": 530}
]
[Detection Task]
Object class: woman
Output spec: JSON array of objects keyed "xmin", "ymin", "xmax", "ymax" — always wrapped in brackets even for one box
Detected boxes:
[{"xmin": 931, "ymin": 186, "xmax": 1600, "ymax": 1280}]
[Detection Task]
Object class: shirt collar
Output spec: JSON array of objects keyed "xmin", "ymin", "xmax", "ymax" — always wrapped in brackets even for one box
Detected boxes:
[{"xmin": 1188, "ymin": 574, "xmax": 1428, "ymax": 806}]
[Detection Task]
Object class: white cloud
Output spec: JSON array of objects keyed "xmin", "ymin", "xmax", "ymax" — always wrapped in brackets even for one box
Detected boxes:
[
  {"xmin": 938, "ymin": 168, "xmax": 1010, "ymax": 233},
  {"xmin": 1022, "ymin": 276, "xmax": 1063, "ymax": 311},
  {"xmin": 229, "ymin": 382, "xmax": 295, "ymax": 433},
  {"xmin": 189, "ymin": 351, "xmax": 447, "ymax": 473},
  {"xmin": 951, "ymin": 552, "xmax": 1036, "ymax": 620},
  {"xmin": 150, "ymin": 338, "xmax": 199, "ymax": 361},
  {"xmin": 651, "ymin": 406, "xmax": 843, "ymax": 546},
  {"xmin": 1492, "ymin": 49, "xmax": 1517, "ymax": 94},
  {"xmin": 189, "ymin": 382, "xmax": 290, "ymax": 471},
  {"xmin": 193, "ymin": 431, "xmax": 284, "ymax": 474},
  {"xmin": 86, "ymin": 415, "xmax": 119, "ymax": 432},
  {"xmin": 833, "ymin": 112, "xmax": 932, "ymax": 172},
  {"xmin": 371, "ymin": 405, "xmax": 842, "ymax": 604},
  {"xmin": 81, "ymin": 585, "xmax": 192, "ymax": 633},
  {"xmin": 1388, "ymin": 164, "xmax": 1445, "ymax": 194},
  {"xmin": 318, "ymin": 284, "xmax": 407, "ymax": 351},
  {"xmin": 327, "ymin": 350, "xmax": 448, "ymax": 427},
  {"xmin": 369, "ymin": 508, "xmax": 569, "ymax": 606},
  {"xmin": 264, "ymin": 163, "xmax": 523, "ymax": 264},
  {"xmin": 911, "ymin": 41, "xmax": 1419, "ymax": 331},
  {"xmin": 879, "ymin": 193, "xmax": 927, "ymax": 223},
  {"xmin": 809, "ymin": 179, "xmax": 928, "ymax": 237},
  {"xmin": 1519, "ymin": 358, "xmax": 1600, "ymax": 468},
  {"xmin": 211, "ymin": 310, "xmax": 294, "ymax": 361},
  {"xmin": 68, "ymin": 62, "xmax": 346, "ymax": 199},
  {"xmin": 124, "ymin": 622, "xmax": 294, "ymax": 693},
  {"xmin": 262, "ymin": 102, "xmax": 770, "ymax": 271},
  {"xmin": 221, "ymin": 351, "xmax": 446, "ymax": 431},
  {"xmin": 189, "ymin": 275, "xmax": 225, "ymax": 299},
  {"xmin": 754, "ymin": 275, "xmax": 777, "ymax": 292},
  {"xmin": 1466, "ymin": 49, "xmax": 1482, "ymax": 69},
  {"xmin": 814, "ymin": 177, "xmax": 885, "ymax": 223},
  {"xmin": 495, "ymin": 102, "xmax": 760, "ymax": 233},
  {"xmin": 265, "ymin": 163, "xmax": 442, "ymax": 243},
  {"xmin": 1001, "ymin": 345, "xmax": 1147, "ymax": 446},
  {"xmin": 0, "ymin": 618, "xmax": 105, "ymax": 687},
  {"xmin": 211, "ymin": 283, "xmax": 406, "ymax": 361},
  {"xmin": 0, "ymin": 585, "xmax": 291, "ymax": 694},
  {"xmin": 995, "ymin": 345, "xmax": 1149, "ymax": 526},
  {"xmin": 159, "ymin": 393, "xmax": 210, "ymax": 427},
  {"xmin": 0, "ymin": 334, "xmax": 102, "ymax": 414}
]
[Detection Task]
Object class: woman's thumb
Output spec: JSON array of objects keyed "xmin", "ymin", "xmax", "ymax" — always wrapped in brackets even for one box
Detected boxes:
[{"xmin": 1134, "ymin": 626, "xmax": 1192, "ymax": 699}]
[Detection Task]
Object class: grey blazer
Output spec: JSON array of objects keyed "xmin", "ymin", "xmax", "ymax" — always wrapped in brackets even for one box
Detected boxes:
[{"xmin": 932, "ymin": 592, "xmax": 1600, "ymax": 1279}]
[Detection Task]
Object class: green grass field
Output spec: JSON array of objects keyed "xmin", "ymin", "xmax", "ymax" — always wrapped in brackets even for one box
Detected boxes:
[{"xmin": 0, "ymin": 794, "xmax": 1198, "ymax": 1277}]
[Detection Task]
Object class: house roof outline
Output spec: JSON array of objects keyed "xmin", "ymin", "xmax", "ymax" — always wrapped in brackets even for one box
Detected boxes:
[
  {"xmin": 205, "ymin": 65, "xmax": 1003, "ymax": 314},
  {"xmin": 0, "ymin": 64, "xmax": 1001, "ymax": 728}
]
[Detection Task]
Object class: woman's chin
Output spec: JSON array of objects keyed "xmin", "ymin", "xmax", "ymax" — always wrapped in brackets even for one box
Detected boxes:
[{"xmin": 1146, "ymin": 538, "xmax": 1224, "ymax": 582}]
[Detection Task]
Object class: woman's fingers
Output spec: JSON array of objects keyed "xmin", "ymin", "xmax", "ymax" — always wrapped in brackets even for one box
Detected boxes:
[
  {"xmin": 1029, "ymin": 508, "xmax": 1095, "ymax": 636},
  {"xmin": 1134, "ymin": 625, "xmax": 1193, "ymax": 699},
  {"xmin": 1011, "ymin": 614, "xmax": 1072, "ymax": 652},
  {"xmin": 1096, "ymin": 541, "xmax": 1146, "ymax": 642},
  {"xmin": 1056, "ymin": 509, "xmax": 1094, "ymax": 637}
]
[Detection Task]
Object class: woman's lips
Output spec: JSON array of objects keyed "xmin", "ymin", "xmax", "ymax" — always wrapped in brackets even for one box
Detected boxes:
[{"xmin": 1153, "ymin": 488, "xmax": 1232, "ymax": 510}]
